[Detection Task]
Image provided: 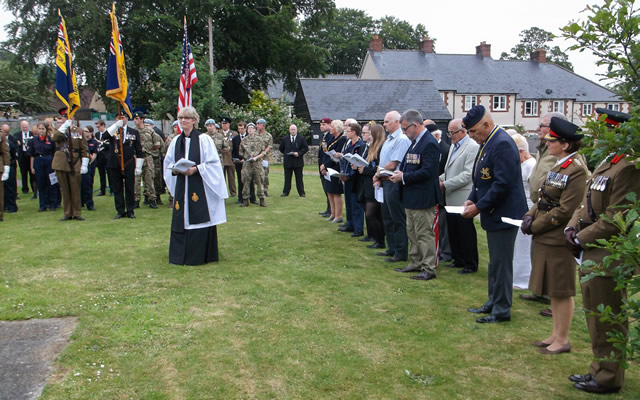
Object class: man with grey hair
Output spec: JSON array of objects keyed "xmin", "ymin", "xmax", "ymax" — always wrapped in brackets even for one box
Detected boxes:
[
  {"xmin": 390, "ymin": 110, "xmax": 441, "ymax": 280},
  {"xmin": 12, "ymin": 119, "xmax": 36, "ymax": 198},
  {"xmin": 374, "ymin": 110, "xmax": 412, "ymax": 262}
]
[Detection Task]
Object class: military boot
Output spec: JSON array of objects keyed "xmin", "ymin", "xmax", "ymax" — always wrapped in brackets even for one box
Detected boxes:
[
  {"xmin": 156, "ymin": 196, "xmax": 164, "ymax": 205},
  {"xmin": 260, "ymin": 198, "xmax": 267, "ymax": 207},
  {"xmin": 148, "ymin": 199, "xmax": 158, "ymax": 209},
  {"xmin": 240, "ymin": 200, "xmax": 249, "ymax": 207}
]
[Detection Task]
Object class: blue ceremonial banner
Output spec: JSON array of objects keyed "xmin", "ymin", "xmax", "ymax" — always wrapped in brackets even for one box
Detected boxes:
[
  {"xmin": 55, "ymin": 9, "xmax": 80, "ymax": 118},
  {"xmin": 105, "ymin": 3, "xmax": 132, "ymax": 118}
]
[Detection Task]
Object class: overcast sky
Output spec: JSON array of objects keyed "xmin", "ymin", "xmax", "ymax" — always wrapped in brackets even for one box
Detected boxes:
[
  {"xmin": 335, "ymin": 0, "xmax": 608, "ymax": 84},
  {"xmin": 1, "ymin": 1, "xmax": 608, "ymax": 84}
]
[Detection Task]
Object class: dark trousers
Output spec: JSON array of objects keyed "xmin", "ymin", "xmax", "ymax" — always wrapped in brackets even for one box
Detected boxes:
[
  {"xmin": 320, "ymin": 170, "xmax": 329, "ymax": 212},
  {"xmin": 365, "ymin": 200, "xmax": 385, "ymax": 245},
  {"xmin": 34, "ymin": 155, "xmax": 56, "ymax": 210},
  {"xmin": 96, "ymin": 151, "xmax": 109, "ymax": 194},
  {"xmin": 108, "ymin": 166, "xmax": 135, "ymax": 214},
  {"xmin": 283, "ymin": 166, "xmax": 305, "ymax": 196},
  {"xmin": 344, "ymin": 179, "xmax": 364, "ymax": 233},
  {"xmin": 18, "ymin": 153, "xmax": 36, "ymax": 194},
  {"xmin": 381, "ymin": 180, "xmax": 407, "ymax": 259},
  {"xmin": 446, "ymin": 212, "xmax": 478, "ymax": 270},
  {"xmin": 483, "ymin": 227, "xmax": 518, "ymax": 318},
  {"xmin": 81, "ymin": 162, "xmax": 96, "ymax": 208},
  {"xmin": 3, "ymin": 161, "xmax": 18, "ymax": 211},
  {"xmin": 235, "ymin": 162, "xmax": 255, "ymax": 202},
  {"xmin": 439, "ymin": 207, "xmax": 452, "ymax": 259}
]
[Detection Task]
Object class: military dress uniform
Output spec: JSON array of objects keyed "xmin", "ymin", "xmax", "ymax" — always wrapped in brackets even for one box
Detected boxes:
[
  {"xmin": 104, "ymin": 124, "xmax": 143, "ymax": 217},
  {"xmin": 567, "ymin": 154, "xmax": 640, "ymax": 390},
  {"xmin": 51, "ymin": 126, "xmax": 89, "ymax": 220},
  {"xmin": 0, "ymin": 134, "xmax": 10, "ymax": 221},
  {"xmin": 150, "ymin": 130, "xmax": 164, "ymax": 204},
  {"xmin": 221, "ymin": 129, "xmax": 237, "ymax": 196},
  {"xmin": 526, "ymin": 156, "xmax": 587, "ymax": 297},
  {"xmin": 134, "ymin": 126, "xmax": 157, "ymax": 207},
  {"xmin": 239, "ymin": 133, "xmax": 267, "ymax": 205}
]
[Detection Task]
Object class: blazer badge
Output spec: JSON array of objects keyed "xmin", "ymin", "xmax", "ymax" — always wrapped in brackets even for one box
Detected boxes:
[
  {"xmin": 480, "ymin": 167, "xmax": 492, "ymax": 180},
  {"xmin": 175, "ymin": 201, "xmax": 180, "ymax": 211},
  {"xmin": 192, "ymin": 192, "xmax": 199, "ymax": 202}
]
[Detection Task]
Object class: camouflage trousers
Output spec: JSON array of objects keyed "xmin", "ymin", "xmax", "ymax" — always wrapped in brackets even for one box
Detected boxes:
[
  {"xmin": 153, "ymin": 156, "xmax": 163, "ymax": 198},
  {"xmin": 135, "ymin": 155, "xmax": 155, "ymax": 201},
  {"xmin": 263, "ymin": 164, "xmax": 269, "ymax": 192},
  {"xmin": 242, "ymin": 161, "xmax": 264, "ymax": 199}
]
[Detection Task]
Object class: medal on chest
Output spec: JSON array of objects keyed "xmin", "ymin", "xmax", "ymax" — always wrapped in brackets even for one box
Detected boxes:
[
  {"xmin": 589, "ymin": 175, "xmax": 610, "ymax": 191},
  {"xmin": 545, "ymin": 171, "xmax": 569, "ymax": 189}
]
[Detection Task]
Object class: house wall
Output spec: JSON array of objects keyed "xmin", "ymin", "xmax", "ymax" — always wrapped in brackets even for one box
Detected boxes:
[{"xmin": 358, "ymin": 55, "xmax": 380, "ymax": 79}]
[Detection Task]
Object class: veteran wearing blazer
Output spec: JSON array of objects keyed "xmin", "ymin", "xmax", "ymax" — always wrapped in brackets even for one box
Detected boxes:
[
  {"xmin": 390, "ymin": 110, "xmax": 441, "ymax": 281},
  {"xmin": 462, "ymin": 106, "xmax": 527, "ymax": 324},
  {"xmin": 279, "ymin": 124, "xmax": 308, "ymax": 197},
  {"xmin": 564, "ymin": 108, "xmax": 640, "ymax": 394},
  {"xmin": 440, "ymin": 118, "xmax": 480, "ymax": 274}
]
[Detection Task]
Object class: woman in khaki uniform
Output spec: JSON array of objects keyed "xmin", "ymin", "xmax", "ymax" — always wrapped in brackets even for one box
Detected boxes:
[
  {"xmin": 521, "ymin": 117, "xmax": 588, "ymax": 354},
  {"xmin": 52, "ymin": 114, "xmax": 89, "ymax": 221}
]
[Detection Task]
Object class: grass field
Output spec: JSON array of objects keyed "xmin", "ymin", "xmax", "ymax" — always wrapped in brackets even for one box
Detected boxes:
[{"xmin": 1, "ymin": 167, "xmax": 637, "ymax": 399}]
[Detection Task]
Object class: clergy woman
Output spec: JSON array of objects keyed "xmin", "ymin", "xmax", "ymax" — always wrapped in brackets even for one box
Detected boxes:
[{"xmin": 164, "ymin": 106, "xmax": 228, "ymax": 265}]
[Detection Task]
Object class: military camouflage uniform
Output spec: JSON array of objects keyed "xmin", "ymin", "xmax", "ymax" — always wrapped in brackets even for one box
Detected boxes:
[
  {"xmin": 239, "ymin": 133, "xmax": 266, "ymax": 199},
  {"xmin": 258, "ymin": 130, "xmax": 273, "ymax": 194},
  {"xmin": 134, "ymin": 126, "xmax": 156, "ymax": 202},
  {"xmin": 150, "ymin": 130, "xmax": 164, "ymax": 202},
  {"xmin": 211, "ymin": 131, "xmax": 230, "ymax": 159}
]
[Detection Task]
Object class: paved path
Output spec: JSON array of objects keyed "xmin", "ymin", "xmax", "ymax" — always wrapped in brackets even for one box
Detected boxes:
[{"xmin": 0, "ymin": 318, "xmax": 77, "ymax": 400}]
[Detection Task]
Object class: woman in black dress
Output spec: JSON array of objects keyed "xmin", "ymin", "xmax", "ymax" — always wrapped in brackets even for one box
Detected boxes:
[{"xmin": 319, "ymin": 120, "xmax": 346, "ymax": 223}]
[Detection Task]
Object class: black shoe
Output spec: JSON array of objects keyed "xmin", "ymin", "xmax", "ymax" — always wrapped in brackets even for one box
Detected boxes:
[
  {"xmin": 468, "ymin": 306, "xmax": 492, "ymax": 314},
  {"xmin": 97, "ymin": 192, "xmax": 105, "ymax": 196},
  {"xmin": 113, "ymin": 213, "xmax": 124, "ymax": 219},
  {"xmin": 6, "ymin": 209, "xmax": 17, "ymax": 213},
  {"xmin": 39, "ymin": 208, "xmax": 47, "ymax": 212},
  {"xmin": 458, "ymin": 268, "xmax": 476, "ymax": 274},
  {"xmin": 410, "ymin": 271, "xmax": 436, "ymax": 281},
  {"xmin": 367, "ymin": 242, "xmax": 385, "ymax": 249},
  {"xmin": 156, "ymin": 197, "xmax": 164, "ymax": 205},
  {"xmin": 250, "ymin": 199, "xmax": 258, "ymax": 204},
  {"xmin": 377, "ymin": 251, "xmax": 393, "ymax": 257},
  {"xmin": 359, "ymin": 236, "xmax": 374, "ymax": 242},
  {"xmin": 351, "ymin": 232, "xmax": 364, "ymax": 237},
  {"xmin": 299, "ymin": 194, "xmax": 305, "ymax": 197},
  {"xmin": 338, "ymin": 227, "xmax": 354, "ymax": 232},
  {"xmin": 320, "ymin": 211, "xmax": 330, "ymax": 217},
  {"xmin": 87, "ymin": 205, "xmax": 96, "ymax": 211},
  {"xmin": 59, "ymin": 216, "xmax": 72, "ymax": 221},
  {"xmin": 573, "ymin": 380, "xmax": 620, "ymax": 394},
  {"xmin": 148, "ymin": 200, "xmax": 158, "ymax": 209},
  {"xmin": 476, "ymin": 315, "xmax": 510, "ymax": 323},
  {"xmin": 127, "ymin": 211, "xmax": 135, "ymax": 218},
  {"xmin": 281, "ymin": 193, "xmax": 289, "ymax": 197},
  {"xmin": 568, "ymin": 374, "xmax": 593, "ymax": 384},
  {"xmin": 445, "ymin": 263, "xmax": 464, "ymax": 269},
  {"xmin": 385, "ymin": 257, "xmax": 406, "ymax": 263},
  {"xmin": 395, "ymin": 266, "xmax": 421, "ymax": 273},
  {"xmin": 143, "ymin": 198, "xmax": 149, "ymax": 205},
  {"xmin": 74, "ymin": 216, "xmax": 85, "ymax": 221},
  {"xmin": 31, "ymin": 195, "xmax": 38, "ymax": 199},
  {"xmin": 339, "ymin": 223, "xmax": 348, "ymax": 228}
]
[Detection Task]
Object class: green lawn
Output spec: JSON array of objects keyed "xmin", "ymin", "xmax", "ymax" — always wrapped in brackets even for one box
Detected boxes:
[{"xmin": 1, "ymin": 166, "xmax": 637, "ymax": 399}]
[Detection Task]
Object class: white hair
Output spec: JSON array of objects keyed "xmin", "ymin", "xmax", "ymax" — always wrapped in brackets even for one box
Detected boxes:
[{"xmin": 511, "ymin": 133, "xmax": 529, "ymax": 153}]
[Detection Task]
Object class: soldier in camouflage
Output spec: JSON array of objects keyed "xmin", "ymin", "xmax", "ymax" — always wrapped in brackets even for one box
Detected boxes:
[
  {"xmin": 205, "ymin": 119, "xmax": 230, "ymax": 166},
  {"xmin": 145, "ymin": 118, "xmax": 165, "ymax": 205},
  {"xmin": 256, "ymin": 118, "xmax": 273, "ymax": 197},
  {"xmin": 239, "ymin": 122, "xmax": 267, "ymax": 207},
  {"xmin": 133, "ymin": 112, "xmax": 157, "ymax": 209}
]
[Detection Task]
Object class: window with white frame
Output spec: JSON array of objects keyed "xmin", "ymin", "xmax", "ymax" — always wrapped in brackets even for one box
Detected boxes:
[
  {"xmin": 524, "ymin": 101, "xmax": 538, "ymax": 116},
  {"xmin": 583, "ymin": 104, "xmax": 593, "ymax": 116},
  {"xmin": 464, "ymin": 95, "xmax": 477, "ymax": 110},
  {"xmin": 440, "ymin": 92, "xmax": 445, "ymax": 101},
  {"xmin": 608, "ymin": 103, "xmax": 620, "ymax": 111},
  {"xmin": 553, "ymin": 100, "xmax": 565, "ymax": 114},
  {"xmin": 493, "ymin": 95, "xmax": 507, "ymax": 111}
]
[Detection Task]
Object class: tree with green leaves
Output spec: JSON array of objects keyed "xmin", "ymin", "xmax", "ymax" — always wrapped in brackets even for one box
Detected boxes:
[
  {"xmin": 500, "ymin": 26, "xmax": 573, "ymax": 71},
  {"xmin": 0, "ymin": 60, "xmax": 53, "ymax": 114},
  {"xmin": 562, "ymin": 0, "xmax": 639, "ymax": 102},
  {"xmin": 376, "ymin": 16, "xmax": 429, "ymax": 51},
  {"xmin": 1, "ymin": 0, "xmax": 333, "ymax": 107}
]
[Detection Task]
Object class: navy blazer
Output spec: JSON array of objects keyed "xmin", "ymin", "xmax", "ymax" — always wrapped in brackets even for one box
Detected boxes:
[
  {"xmin": 399, "ymin": 130, "xmax": 441, "ymax": 209},
  {"xmin": 468, "ymin": 127, "xmax": 527, "ymax": 231}
]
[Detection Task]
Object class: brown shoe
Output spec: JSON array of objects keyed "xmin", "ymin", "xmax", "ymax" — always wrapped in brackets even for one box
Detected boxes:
[
  {"xmin": 519, "ymin": 294, "xmax": 551, "ymax": 304},
  {"xmin": 259, "ymin": 198, "xmax": 267, "ymax": 207},
  {"xmin": 539, "ymin": 308, "xmax": 552, "ymax": 317}
]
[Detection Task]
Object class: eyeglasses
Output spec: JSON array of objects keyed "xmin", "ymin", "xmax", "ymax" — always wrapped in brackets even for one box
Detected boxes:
[
  {"xmin": 401, "ymin": 123, "xmax": 416, "ymax": 132},
  {"xmin": 447, "ymin": 128, "xmax": 463, "ymax": 137},
  {"xmin": 538, "ymin": 124, "xmax": 549, "ymax": 128}
]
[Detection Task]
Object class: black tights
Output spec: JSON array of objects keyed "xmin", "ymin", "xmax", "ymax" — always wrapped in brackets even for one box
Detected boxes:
[{"xmin": 365, "ymin": 200, "xmax": 385, "ymax": 245}]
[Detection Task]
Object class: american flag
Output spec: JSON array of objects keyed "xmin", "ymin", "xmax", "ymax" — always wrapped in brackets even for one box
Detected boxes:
[{"xmin": 178, "ymin": 17, "xmax": 197, "ymax": 131}]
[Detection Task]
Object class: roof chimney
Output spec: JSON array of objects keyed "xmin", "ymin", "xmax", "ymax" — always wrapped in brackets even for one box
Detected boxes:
[
  {"xmin": 475, "ymin": 41, "xmax": 491, "ymax": 57},
  {"xmin": 369, "ymin": 34, "xmax": 383, "ymax": 52},
  {"xmin": 420, "ymin": 37, "xmax": 434, "ymax": 54},
  {"xmin": 530, "ymin": 48, "xmax": 546, "ymax": 63}
]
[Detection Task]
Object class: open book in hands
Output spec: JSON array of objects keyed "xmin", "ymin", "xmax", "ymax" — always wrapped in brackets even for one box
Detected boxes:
[
  {"xmin": 343, "ymin": 153, "xmax": 369, "ymax": 167},
  {"xmin": 324, "ymin": 167, "xmax": 346, "ymax": 181},
  {"xmin": 377, "ymin": 167, "xmax": 395, "ymax": 177},
  {"xmin": 170, "ymin": 158, "xmax": 196, "ymax": 174}
]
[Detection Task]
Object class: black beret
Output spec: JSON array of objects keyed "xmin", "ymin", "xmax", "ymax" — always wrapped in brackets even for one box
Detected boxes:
[
  {"xmin": 58, "ymin": 107, "xmax": 68, "ymax": 116},
  {"xmin": 425, "ymin": 123, "xmax": 438, "ymax": 133},
  {"xmin": 545, "ymin": 117, "xmax": 584, "ymax": 142},
  {"xmin": 595, "ymin": 107, "xmax": 630, "ymax": 127},
  {"xmin": 221, "ymin": 117, "xmax": 232, "ymax": 124},
  {"xmin": 462, "ymin": 105, "xmax": 485, "ymax": 129},
  {"xmin": 133, "ymin": 111, "xmax": 145, "ymax": 118}
]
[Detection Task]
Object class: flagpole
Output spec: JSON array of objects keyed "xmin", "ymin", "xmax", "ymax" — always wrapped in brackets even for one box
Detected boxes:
[{"xmin": 117, "ymin": 103, "xmax": 124, "ymax": 171}]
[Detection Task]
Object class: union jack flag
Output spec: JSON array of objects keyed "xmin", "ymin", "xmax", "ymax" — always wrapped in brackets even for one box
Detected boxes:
[{"xmin": 177, "ymin": 17, "xmax": 197, "ymax": 131}]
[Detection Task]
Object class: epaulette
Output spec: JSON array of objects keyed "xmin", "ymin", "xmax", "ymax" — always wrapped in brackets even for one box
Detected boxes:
[{"xmin": 561, "ymin": 158, "xmax": 573, "ymax": 169}]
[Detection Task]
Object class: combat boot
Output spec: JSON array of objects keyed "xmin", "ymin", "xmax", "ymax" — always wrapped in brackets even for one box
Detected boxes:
[
  {"xmin": 148, "ymin": 199, "xmax": 158, "ymax": 209},
  {"xmin": 260, "ymin": 198, "xmax": 267, "ymax": 207},
  {"xmin": 156, "ymin": 196, "xmax": 164, "ymax": 205},
  {"xmin": 240, "ymin": 200, "xmax": 249, "ymax": 207}
]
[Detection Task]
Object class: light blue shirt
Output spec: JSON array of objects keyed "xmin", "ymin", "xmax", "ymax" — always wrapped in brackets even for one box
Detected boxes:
[
  {"xmin": 379, "ymin": 128, "xmax": 411, "ymax": 171},
  {"xmin": 451, "ymin": 134, "xmax": 468, "ymax": 159}
]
